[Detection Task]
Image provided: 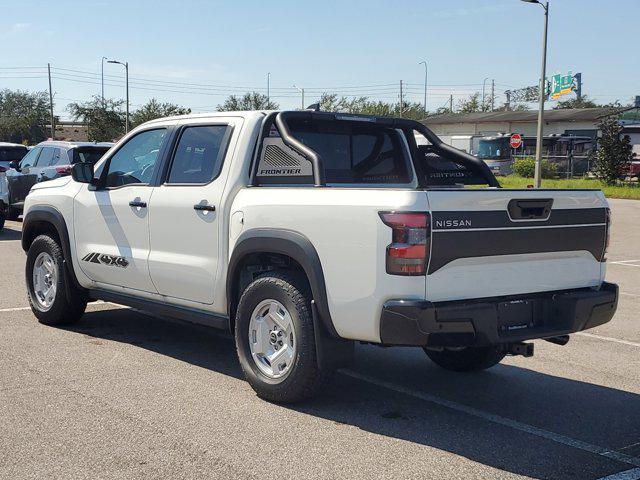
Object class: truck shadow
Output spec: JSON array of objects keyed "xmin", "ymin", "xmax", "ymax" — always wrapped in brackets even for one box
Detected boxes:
[{"xmin": 70, "ymin": 307, "xmax": 640, "ymax": 480}]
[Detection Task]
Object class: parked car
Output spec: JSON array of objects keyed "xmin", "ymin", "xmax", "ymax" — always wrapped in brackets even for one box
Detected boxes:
[
  {"xmin": 0, "ymin": 142, "xmax": 29, "ymax": 170},
  {"xmin": 4, "ymin": 141, "xmax": 113, "ymax": 219},
  {"xmin": 21, "ymin": 111, "xmax": 617, "ymax": 403}
]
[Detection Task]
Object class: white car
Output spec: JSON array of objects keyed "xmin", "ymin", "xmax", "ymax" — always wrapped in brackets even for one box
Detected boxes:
[{"xmin": 21, "ymin": 110, "xmax": 618, "ymax": 402}]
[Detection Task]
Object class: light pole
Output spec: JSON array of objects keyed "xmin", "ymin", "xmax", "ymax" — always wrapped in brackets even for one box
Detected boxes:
[
  {"xmin": 482, "ymin": 77, "xmax": 489, "ymax": 111},
  {"xmin": 101, "ymin": 56, "xmax": 107, "ymax": 102},
  {"xmin": 293, "ymin": 84, "xmax": 304, "ymax": 109},
  {"xmin": 419, "ymin": 60, "xmax": 428, "ymax": 117},
  {"xmin": 107, "ymin": 59, "xmax": 129, "ymax": 133},
  {"xmin": 267, "ymin": 72, "xmax": 271, "ymax": 108},
  {"xmin": 522, "ymin": 0, "xmax": 549, "ymax": 189}
]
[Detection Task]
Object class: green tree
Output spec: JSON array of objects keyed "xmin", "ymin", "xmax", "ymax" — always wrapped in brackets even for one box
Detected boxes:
[
  {"xmin": 592, "ymin": 115, "xmax": 633, "ymax": 185},
  {"xmin": 131, "ymin": 98, "xmax": 191, "ymax": 127},
  {"xmin": 553, "ymin": 95, "xmax": 599, "ymax": 110},
  {"xmin": 317, "ymin": 92, "xmax": 427, "ymax": 119},
  {"xmin": 0, "ymin": 89, "xmax": 50, "ymax": 144},
  {"xmin": 457, "ymin": 92, "xmax": 482, "ymax": 113},
  {"xmin": 217, "ymin": 92, "xmax": 278, "ymax": 111},
  {"xmin": 68, "ymin": 96, "xmax": 125, "ymax": 141}
]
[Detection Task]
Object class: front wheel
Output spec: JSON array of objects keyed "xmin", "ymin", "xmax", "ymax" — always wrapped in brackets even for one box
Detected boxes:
[
  {"xmin": 26, "ymin": 234, "xmax": 87, "ymax": 326},
  {"xmin": 424, "ymin": 346, "xmax": 506, "ymax": 372},
  {"xmin": 235, "ymin": 272, "xmax": 329, "ymax": 403}
]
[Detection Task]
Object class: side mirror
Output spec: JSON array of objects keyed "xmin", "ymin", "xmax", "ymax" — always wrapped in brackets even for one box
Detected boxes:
[
  {"xmin": 71, "ymin": 162, "xmax": 96, "ymax": 184},
  {"xmin": 9, "ymin": 160, "xmax": 20, "ymax": 171}
]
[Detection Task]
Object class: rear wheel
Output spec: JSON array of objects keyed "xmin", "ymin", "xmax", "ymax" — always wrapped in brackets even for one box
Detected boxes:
[
  {"xmin": 424, "ymin": 346, "xmax": 506, "ymax": 372},
  {"xmin": 235, "ymin": 272, "xmax": 329, "ymax": 403},
  {"xmin": 0, "ymin": 210, "xmax": 4, "ymax": 230},
  {"xmin": 6, "ymin": 204, "xmax": 20, "ymax": 221},
  {"xmin": 26, "ymin": 234, "xmax": 87, "ymax": 326}
]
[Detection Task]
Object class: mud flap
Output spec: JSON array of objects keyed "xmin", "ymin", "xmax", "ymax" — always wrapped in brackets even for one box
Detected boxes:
[{"xmin": 311, "ymin": 300, "xmax": 354, "ymax": 371}]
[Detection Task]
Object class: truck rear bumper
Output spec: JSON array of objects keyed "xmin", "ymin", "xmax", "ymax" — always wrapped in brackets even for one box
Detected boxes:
[{"xmin": 379, "ymin": 282, "xmax": 618, "ymax": 347}]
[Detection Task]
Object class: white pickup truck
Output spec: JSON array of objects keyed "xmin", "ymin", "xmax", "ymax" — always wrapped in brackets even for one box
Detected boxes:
[{"xmin": 21, "ymin": 110, "xmax": 618, "ymax": 402}]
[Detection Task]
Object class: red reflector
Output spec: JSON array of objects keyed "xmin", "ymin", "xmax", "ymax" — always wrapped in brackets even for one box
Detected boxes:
[{"xmin": 388, "ymin": 244, "xmax": 426, "ymax": 258}]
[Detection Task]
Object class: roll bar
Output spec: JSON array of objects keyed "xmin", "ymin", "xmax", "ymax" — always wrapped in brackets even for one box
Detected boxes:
[{"xmin": 250, "ymin": 111, "xmax": 500, "ymax": 188}]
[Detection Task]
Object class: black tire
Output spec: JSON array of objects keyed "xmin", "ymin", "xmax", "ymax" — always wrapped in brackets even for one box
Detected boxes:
[
  {"xmin": 424, "ymin": 346, "xmax": 506, "ymax": 372},
  {"xmin": 235, "ymin": 272, "xmax": 329, "ymax": 403},
  {"xmin": 26, "ymin": 234, "xmax": 87, "ymax": 326},
  {"xmin": 0, "ymin": 210, "xmax": 5, "ymax": 231},
  {"xmin": 6, "ymin": 205, "xmax": 20, "ymax": 221}
]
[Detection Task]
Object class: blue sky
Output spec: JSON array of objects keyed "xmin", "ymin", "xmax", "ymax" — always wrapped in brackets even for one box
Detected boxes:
[{"xmin": 1, "ymin": 0, "xmax": 637, "ymax": 119}]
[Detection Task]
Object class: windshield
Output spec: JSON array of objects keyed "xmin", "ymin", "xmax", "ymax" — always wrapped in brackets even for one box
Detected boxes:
[
  {"xmin": 71, "ymin": 147, "xmax": 111, "ymax": 165},
  {"xmin": 472, "ymin": 138, "xmax": 510, "ymax": 159}
]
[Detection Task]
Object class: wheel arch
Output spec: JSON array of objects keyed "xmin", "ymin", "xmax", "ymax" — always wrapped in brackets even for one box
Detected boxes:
[
  {"xmin": 22, "ymin": 205, "xmax": 83, "ymax": 290},
  {"xmin": 227, "ymin": 228, "xmax": 339, "ymax": 338}
]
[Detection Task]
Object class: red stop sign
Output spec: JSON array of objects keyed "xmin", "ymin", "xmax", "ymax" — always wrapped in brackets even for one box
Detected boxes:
[{"xmin": 510, "ymin": 134, "xmax": 522, "ymax": 149}]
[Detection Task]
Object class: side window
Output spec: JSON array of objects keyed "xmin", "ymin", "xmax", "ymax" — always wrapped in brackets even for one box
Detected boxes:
[
  {"xmin": 20, "ymin": 147, "xmax": 42, "ymax": 169},
  {"xmin": 35, "ymin": 147, "xmax": 55, "ymax": 167},
  {"xmin": 167, "ymin": 125, "xmax": 231, "ymax": 184},
  {"xmin": 103, "ymin": 129, "xmax": 166, "ymax": 188}
]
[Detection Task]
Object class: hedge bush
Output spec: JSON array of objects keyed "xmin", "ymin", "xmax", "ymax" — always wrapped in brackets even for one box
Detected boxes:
[{"xmin": 512, "ymin": 157, "xmax": 557, "ymax": 179}]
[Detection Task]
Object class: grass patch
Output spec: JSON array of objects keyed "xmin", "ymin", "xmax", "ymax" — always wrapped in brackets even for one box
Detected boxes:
[{"xmin": 498, "ymin": 176, "xmax": 640, "ymax": 200}]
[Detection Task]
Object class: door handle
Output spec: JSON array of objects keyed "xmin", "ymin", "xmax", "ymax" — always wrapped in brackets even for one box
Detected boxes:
[
  {"xmin": 193, "ymin": 203, "xmax": 216, "ymax": 212},
  {"xmin": 129, "ymin": 200, "xmax": 147, "ymax": 208}
]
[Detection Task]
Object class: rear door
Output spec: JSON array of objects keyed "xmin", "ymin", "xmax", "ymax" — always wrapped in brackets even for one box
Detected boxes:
[
  {"xmin": 424, "ymin": 189, "xmax": 607, "ymax": 302},
  {"xmin": 147, "ymin": 119, "xmax": 238, "ymax": 305}
]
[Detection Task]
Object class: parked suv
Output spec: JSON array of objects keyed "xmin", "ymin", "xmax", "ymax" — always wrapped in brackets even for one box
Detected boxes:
[
  {"xmin": 21, "ymin": 111, "xmax": 617, "ymax": 402},
  {"xmin": 5, "ymin": 141, "xmax": 112, "ymax": 219}
]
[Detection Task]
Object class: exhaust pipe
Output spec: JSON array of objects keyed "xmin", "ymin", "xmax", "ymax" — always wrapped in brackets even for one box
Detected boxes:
[{"xmin": 544, "ymin": 335, "xmax": 570, "ymax": 346}]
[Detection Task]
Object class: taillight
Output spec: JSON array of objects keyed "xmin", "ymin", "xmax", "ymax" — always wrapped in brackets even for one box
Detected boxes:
[
  {"xmin": 55, "ymin": 165, "xmax": 72, "ymax": 175},
  {"xmin": 603, "ymin": 207, "xmax": 611, "ymax": 260},
  {"xmin": 379, "ymin": 212, "xmax": 430, "ymax": 275}
]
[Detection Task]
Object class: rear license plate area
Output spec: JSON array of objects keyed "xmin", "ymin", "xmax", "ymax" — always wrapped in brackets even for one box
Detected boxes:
[{"xmin": 497, "ymin": 299, "xmax": 535, "ymax": 333}]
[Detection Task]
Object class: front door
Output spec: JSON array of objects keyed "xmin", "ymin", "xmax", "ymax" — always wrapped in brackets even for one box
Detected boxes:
[
  {"xmin": 148, "ymin": 120, "xmax": 238, "ymax": 304},
  {"xmin": 74, "ymin": 128, "xmax": 168, "ymax": 293}
]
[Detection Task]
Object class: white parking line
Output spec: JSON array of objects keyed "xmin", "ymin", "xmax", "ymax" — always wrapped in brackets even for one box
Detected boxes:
[
  {"xmin": 0, "ymin": 300, "xmax": 115, "ymax": 313},
  {"xmin": 0, "ymin": 306, "xmax": 32, "ymax": 312},
  {"xmin": 596, "ymin": 467, "xmax": 640, "ymax": 480},
  {"xmin": 341, "ymin": 369, "xmax": 640, "ymax": 468},
  {"xmin": 575, "ymin": 332, "xmax": 640, "ymax": 348}
]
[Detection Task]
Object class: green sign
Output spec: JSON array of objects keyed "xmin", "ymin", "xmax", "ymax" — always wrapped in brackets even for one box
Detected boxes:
[{"xmin": 549, "ymin": 72, "xmax": 577, "ymax": 100}]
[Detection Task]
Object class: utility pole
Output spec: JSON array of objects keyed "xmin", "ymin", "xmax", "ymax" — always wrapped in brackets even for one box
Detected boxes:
[
  {"xmin": 399, "ymin": 80, "xmax": 404, "ymax": 117},
  {"xmin": 293, "ymin": 85, "xmax": 304, "ymax": 109},
  {"xmin": 267, "ymin": 72, "xmax": 271, "ymax": 107},
  {"xmin": 419, "ymin": 61, "xmax": 428, "ymax": 116},
  {"xmin": 449, "ymin": 94, "xmax": 453, "ymax": 112},
  {"xmin": 47, "ymin": 63, "xmax": 55, "ymax": 140},
  {"xmin": 521, "ymin": 0, "xmax": 550, "ymax": 189},
  {"xmin": 491, "ymin": 79, "xmax": 495, "ymax": 111}
]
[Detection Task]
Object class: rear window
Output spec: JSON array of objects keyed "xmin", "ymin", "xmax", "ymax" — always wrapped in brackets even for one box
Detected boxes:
[
  {"xmin": 0, "ymin": 147, "xmax": 28, "ymax": 162},
  {"xmin": 289, "ymin": 120, "xmax": 412, "ymax": 184},
  {"xmin": 69, "ymin": 147, "xmax": 111, "ymax": 165}
]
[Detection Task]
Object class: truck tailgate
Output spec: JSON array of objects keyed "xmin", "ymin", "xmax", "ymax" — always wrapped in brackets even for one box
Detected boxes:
[{"xmin": 425, "ymin": 189, "xmax": 608, "ymax": 302}]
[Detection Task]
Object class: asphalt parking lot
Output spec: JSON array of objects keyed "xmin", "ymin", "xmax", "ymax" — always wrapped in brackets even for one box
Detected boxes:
[{"xmin": 1, "ymin": 199, "xmax": 639, "ymax": 480}]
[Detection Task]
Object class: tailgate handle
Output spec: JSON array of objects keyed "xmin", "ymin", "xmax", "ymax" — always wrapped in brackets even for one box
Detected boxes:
[{"xmin": 508, "ymin": 198, "xmax": 553, "ymax": 221}]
